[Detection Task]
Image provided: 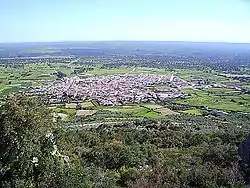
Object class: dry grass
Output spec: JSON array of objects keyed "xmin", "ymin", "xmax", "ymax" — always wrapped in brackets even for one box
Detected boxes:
[
  {"xmin": 81, "ymin": 101, "xmax": 95, "ymax": 108},
  {"xmin": 76, "ymin": 110, "xmax": 97, "ymax": 116},
  {"xmin": 65, "ymin": 103, "xmax": 77, "ymax": 109},
  {"xmin": 142, "ymin": 103, "xmax": 163, "ymax": 109},
  {"xmin": 155, "ymin": 108, "xmax": 179, "ymax": 116}
]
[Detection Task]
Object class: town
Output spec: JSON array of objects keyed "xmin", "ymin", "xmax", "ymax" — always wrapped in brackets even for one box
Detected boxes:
[{"xmin": 29, "ymin": 74, "xmax": 192, "ymax": 106}]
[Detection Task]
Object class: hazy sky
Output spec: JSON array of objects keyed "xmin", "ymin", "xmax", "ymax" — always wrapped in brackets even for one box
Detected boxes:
[{"xmin": 1, "ymin": 0, "xmax": 250, "ymax": 43}]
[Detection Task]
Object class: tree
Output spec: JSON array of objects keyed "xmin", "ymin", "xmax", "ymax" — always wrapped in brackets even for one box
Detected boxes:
[{"xmin": 0, "ymin": 95, "xmax": 68, "ymax": 187}]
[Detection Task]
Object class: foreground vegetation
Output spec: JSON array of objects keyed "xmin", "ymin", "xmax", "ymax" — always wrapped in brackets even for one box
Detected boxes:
[{"xmin": 1, "ymin": 96, "xmax": 250, "ymax": 187}]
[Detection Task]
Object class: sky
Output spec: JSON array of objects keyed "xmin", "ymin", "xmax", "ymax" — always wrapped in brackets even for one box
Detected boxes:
[{"xmin": 0, "ymin": 0, "xmax": 250, "ymax": 43}]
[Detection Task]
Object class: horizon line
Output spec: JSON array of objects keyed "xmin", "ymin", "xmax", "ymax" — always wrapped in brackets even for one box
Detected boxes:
[{"xmin": 1, "ymin": 40, "xmax": 250, "ymax": 45}]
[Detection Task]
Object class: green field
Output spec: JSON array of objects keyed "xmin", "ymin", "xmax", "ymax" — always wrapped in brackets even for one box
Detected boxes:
[
  {"xmin": 175, "ymin": 88, "xmax": 250, "ymax": 112},
  {"xmin": 0, "ymin": 63, "xmax": 74, "ymax": 96},
  {"xmin": 96, "ymin": 104, "xmax": 167, "ymax": 119},
  {"xmin": 53, "ymin": 103, "xmax": 168, "ymax": 119},
  {"xmin": 181, "ymin": 109, "xmax": 204, "ymax": 116},
  {"xmin": 0, "ymin": 63, "xmax": 236, "ymax": 96},
  {"xmin": 54, "ymin": 107, "xmax": 76, "ymax": 116},
  {"xmin": 82, "ymin": 66, "xmax": 179, "ymax": 76},
  {"xmin": 0, "ymin": 63, "xmax": 249, "ymax": 115}
]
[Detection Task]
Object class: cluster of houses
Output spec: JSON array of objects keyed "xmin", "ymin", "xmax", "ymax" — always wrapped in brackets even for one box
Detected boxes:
[{"xmin": 28, "ymin": 74, "xmax": 192, "ymax": 106}]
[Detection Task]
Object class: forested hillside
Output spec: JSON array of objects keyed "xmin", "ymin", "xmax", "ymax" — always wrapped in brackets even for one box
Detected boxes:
[{"xmin": 1, "ymin": 96, "xmax": 250, "ymax": 187}]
